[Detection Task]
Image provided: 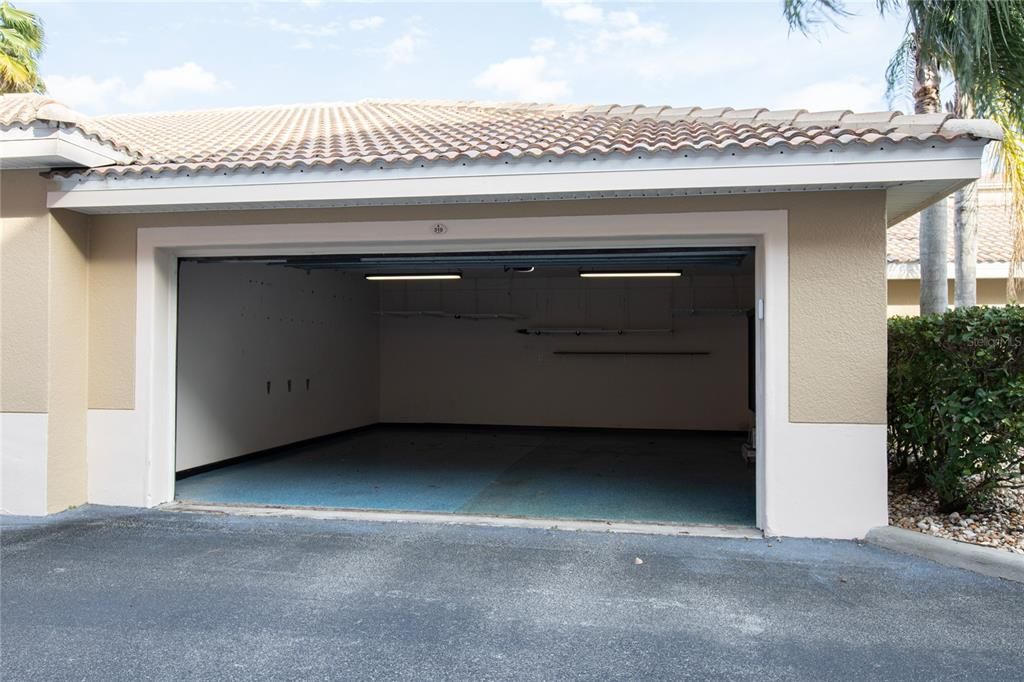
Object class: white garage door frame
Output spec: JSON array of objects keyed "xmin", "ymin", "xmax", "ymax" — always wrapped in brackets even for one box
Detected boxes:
[{"xmin": 87, "ymin": 208, "xmax": 885, "ymax": 537}]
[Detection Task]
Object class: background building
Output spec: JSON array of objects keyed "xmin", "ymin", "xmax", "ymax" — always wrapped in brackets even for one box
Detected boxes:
[{"xmin": 887, "ymin": 181, "xmax": 1017, "ymax": 315}]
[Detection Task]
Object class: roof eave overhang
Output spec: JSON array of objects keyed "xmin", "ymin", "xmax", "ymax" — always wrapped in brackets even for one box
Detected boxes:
[
  {"xmin": 0, "ymin": 124, "xmax": 132, "ymax": 170},
  {"xmin": 45, "ymin": 139, "xmax": 991, "ymax": 215}
]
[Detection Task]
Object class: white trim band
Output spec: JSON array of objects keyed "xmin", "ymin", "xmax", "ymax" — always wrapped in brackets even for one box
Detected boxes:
[
  {"xmin": 887, "ymin": 261, "xmax": 1012, "ymax": 280},
  {"xmin": 48, "ymin": 141, "xmax": 986, "ymax": 214}
]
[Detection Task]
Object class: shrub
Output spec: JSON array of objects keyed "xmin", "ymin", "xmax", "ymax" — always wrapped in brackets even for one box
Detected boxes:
[{"xmin": 888, "ymin": 305, "xmax": 1024, "ymax": 512}]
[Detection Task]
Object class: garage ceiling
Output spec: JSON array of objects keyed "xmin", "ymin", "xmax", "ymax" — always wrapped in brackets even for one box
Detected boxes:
[{"xmin": 187, "ymin": 247, "xmax": 755, "ymax": 272}]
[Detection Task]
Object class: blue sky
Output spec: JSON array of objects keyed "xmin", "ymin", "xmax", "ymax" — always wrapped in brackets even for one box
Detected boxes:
[{"xmin": 24, "ymin": 1, "xmax": 913, "ymax": 116}]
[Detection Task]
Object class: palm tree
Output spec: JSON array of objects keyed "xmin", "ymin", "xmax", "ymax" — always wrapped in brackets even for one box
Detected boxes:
[
  {"xmin": 784, "ymin": 0, "xmax": 1024, "ymax": 310},
  {"xmin": 0, "ymin": 0, "xmax": 45, "ymax": 94}
]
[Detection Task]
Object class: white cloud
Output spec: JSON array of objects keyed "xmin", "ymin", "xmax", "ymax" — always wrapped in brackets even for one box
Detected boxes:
[
  {"xmin": 382, "ymin": 27, "xmax": 426, "ymax": 66},
  {"xmin": 516, "ymin": 1, "xmax": 672, "ymax": 96},
  {"xmin": 293, "ymin": 39, "xmax": 314, "ymax": 50},
  {"xmin": 122, "ymin": 63, "xmax": 227, "ymax": 110},
  {"xmin": 258, "ymin": 17, "xmax": 340, "ymax": 37},
  {"xmin": 45, "ymin": 74, "xmax": 125, "ymax": 113},
  {"xmin": 355, "ymin": 24, "xmax": 426, "ymax": 66},
  {"xmin": 774, "ymin": 77, "xmax": 886, "ymax": 113},
  {"xmin": 599, "ymin": 10, "xmax": 667, "ymax": 47},
  {"xmin": 98, "ymin": 32, "xmax": 131, "ymax": 46},
  {"xmin": 543, "ymin": 1, "xmax": 667, "ymax": 54},
  {"xmin": 544, "ymin": 0, "xmax": 604, "ymax": 25},
  {"xmin": 474, "ymin": 56, "xmax": 569, "ymax": 102},
  {"xmin": 630, "ymin": 44, "xmax": 759, "ymax": 82},
  {"xmin": 530, "ymin": 37, "xmax": 556, "ymax": 53},
  {"xmin": 349, "ymin": 16, "xmax": 385, "ymax": 31},
  {"xmin": 46, "ymin": 62, "xmax": 230, "ymax": 113},
  {"xmin": 561, "ymin": 3, "xmax": 604, "ymax": 24},
  {"xmin": 606, "ymin": 10, "xmax": 637, "ymax": 26},
  {"xmin": 476, "ymin": 3, "xmax": 669, "ymax": 103}
]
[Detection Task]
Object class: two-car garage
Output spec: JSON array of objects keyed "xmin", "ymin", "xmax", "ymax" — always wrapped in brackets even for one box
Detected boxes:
[
  {"xmin": 5, "ymin": 96, "xmax": 985, "ymax": 536},
  {"xmin": 173, "ymin": 247, "xmax": 758, "ymax": 527}
]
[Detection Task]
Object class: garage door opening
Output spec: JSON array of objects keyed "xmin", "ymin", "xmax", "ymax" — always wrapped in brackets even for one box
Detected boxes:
[{"xmin": 173, "ymin": 247, "xmax": 758, "ymax": 527}]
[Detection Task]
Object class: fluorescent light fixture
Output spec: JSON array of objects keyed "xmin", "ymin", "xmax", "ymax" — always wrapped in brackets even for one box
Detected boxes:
[
  {"xmin": 578, "ymin": 271, "xmax": 682, "ymax": 278},
  {"xmin": 365, "ymin": 273, "xmax": 462, "ymax": 281}
]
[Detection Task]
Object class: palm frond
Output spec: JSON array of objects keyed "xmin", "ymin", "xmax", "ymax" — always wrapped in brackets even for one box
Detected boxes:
[
  {"xmin": 0, "ymin": 1, "xmax": 43, "ymax": 52},
  {"xmin": 0, "ymin": 1, "xmax": 44, "ymax": 93},
  {"xmin": 0, "ymin": 48, "xmax": 31, "ymax": 90},
  {"xmin": 784, "ymin": 0, "xmax": 910, "ymax": 34},
  {"xmin": 884, "ymin": 33, "xmax": 917, "ymax": 110},
  {"xmin": 910, "ymin": 0, "xmax": 1024, "ymax": 118},
  {"xmin": 875, "ymin": 0, "xmax": 904, "ymax": 16},
  {"xmin": 906, "ymin": 1, "xmax": 1024, "ymax": 296},
  {"xmin": 783, "ymin": 0, "xmax": 854, "ymax": 34},
  {"xmin": 994, "ymin": 113, "xmax": 1024, "ymax": 301},
  {"xmin": 781, "ymin": 0, "xmax": 1024, "ymax": 298}
]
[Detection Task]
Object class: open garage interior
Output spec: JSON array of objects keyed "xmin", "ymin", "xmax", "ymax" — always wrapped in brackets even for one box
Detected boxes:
[{"xmin": 174, "ymin": 247, "xmax": 758, "ymax": 527}]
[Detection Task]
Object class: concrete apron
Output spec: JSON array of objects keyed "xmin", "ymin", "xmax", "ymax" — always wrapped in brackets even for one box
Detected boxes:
[
  {"xmin": 867, "ymin": 526, "xmax": 1024, "ymax": 584},
  {"xmin": 164, "ymin": 501, "xmax": 763, "ymax": 539}
]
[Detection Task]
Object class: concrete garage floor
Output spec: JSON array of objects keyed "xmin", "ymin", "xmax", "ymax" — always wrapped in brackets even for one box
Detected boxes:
[
  {"xmin": 3, "ymin": 508, "xmax": 1023, "ymax": 681},
  {"xmin": 175, "ymin": 425, "xmax": 755, "ymax": 526}
]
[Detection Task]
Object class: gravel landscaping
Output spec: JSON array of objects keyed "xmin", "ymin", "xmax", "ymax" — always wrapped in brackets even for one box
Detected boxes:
[{"xmin": 889, "ymin": 473, "xmax": 1024, "ymax": 555}]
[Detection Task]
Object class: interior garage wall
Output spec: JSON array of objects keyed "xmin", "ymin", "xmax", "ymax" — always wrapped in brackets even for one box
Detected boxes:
[
  {"xmin": 175, "ymin": 262, "xmax": 379, "ymax": 471},
  {"xmin": 87, "ymin": 189, "xmax": 888, "ymax": 425},
  {"xmin": 378, "ymin": 272, "xmax": 754, "ymax": 430}
]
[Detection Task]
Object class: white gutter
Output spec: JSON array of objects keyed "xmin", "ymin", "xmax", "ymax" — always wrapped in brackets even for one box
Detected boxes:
[
  {"xmin": 47, "ymin": 139, "xmax": 988, "ymax": 214},
  {"xmin": 0, "ymin": 125, "xmax": 132, "ymax": 169}
]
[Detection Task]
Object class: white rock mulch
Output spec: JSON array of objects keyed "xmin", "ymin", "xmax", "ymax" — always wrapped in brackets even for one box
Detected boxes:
[{"xmin": 888, "ymin": 473, "xmax": 1024, "ymax": 555}]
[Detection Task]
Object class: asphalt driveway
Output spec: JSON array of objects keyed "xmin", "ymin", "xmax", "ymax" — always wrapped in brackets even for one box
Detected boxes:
[{"xmin": 2, "ymin": 507, "xmax": 1022, "ymax": 681}]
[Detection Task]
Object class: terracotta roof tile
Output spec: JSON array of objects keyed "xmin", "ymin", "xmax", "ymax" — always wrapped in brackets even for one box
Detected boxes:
[
  {"xmin": 0, "ymin": 93, "xmax": 140, "ymax": 157},
  {"xmin": 793, "ymin": 110, "xmax": 852, "ymax": 127},
  {"xmin": 841, "ymin": 112, "xmax": 898, "ymax": 127},
  {"xmin": 0, "ymin": 92, "xmax": 75, "ymax": 124},
  {"xmin": 0, "ymin": 94, "xmax": 1001, "ymax": 179}
]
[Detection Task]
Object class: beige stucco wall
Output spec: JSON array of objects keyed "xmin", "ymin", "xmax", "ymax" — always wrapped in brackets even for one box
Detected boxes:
[
  {"xmin": 1, "ymin": 171, "xmax": 50, "ymax": 412},
  {"xmin": 1, "ymin": 171, "xmax": 90, "ymax": 511},
  {"xmin": 88, "ymin": 221, "xmax": 136, "ymax": 408},
  {"xmin": 786, "ymin": 192, "xmax": 887, "ymax": 423},
  {"xmin": 46, "ymin": 209, "xmax": 90, "ymax": 511},
  {"xmin": 887, "ymin": 278, "xmax": 1010, "ymax": 316},
  {"xmin": 87, "ymin": 190, "xmax": 888, "ymax": 425}
]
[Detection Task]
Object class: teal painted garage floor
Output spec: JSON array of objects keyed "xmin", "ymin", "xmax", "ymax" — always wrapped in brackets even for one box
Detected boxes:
[{"xmin": 175, "ymin": 425, "xmax": 755, "ymax": 526}]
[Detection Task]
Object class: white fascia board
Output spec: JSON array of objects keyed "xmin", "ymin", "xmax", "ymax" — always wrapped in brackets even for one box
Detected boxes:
[
  {"xmin": 47, "ymin": 140, "xmax": 988, "ymax": 213},
  {"xmin": 0, "ymin": 125, "xmax": 131, "ymax": 169},
  {"xmin": 886, "ymin": 261, "xmax": 1011, "ymax": 279}
]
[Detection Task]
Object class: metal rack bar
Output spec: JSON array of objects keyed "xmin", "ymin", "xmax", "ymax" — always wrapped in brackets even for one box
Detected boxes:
[
  {"xmin": 553, "ymin": 351, "xmax": 710, "ymax": 356},
  {"xmin": 379, "ymin": 311, "xmax": 525, "ymax": 320},
  {"xmin": 516, "ymin": 327, "xmax": 673, "ymax": 336}
]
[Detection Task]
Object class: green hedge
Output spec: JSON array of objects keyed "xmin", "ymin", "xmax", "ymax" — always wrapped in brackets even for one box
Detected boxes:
[{"xmin": 888, "ymin": 305, "xmax": 1024, "ymax": 512}]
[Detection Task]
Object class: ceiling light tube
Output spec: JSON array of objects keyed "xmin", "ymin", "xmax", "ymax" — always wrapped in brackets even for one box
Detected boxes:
[
  {"xmin": 365, "ymin": 273, "xmax": 462, "ymax": 281},
  {"xmin": 578, "ymin": 271, "xmax": 682, "ymax": 278}
]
